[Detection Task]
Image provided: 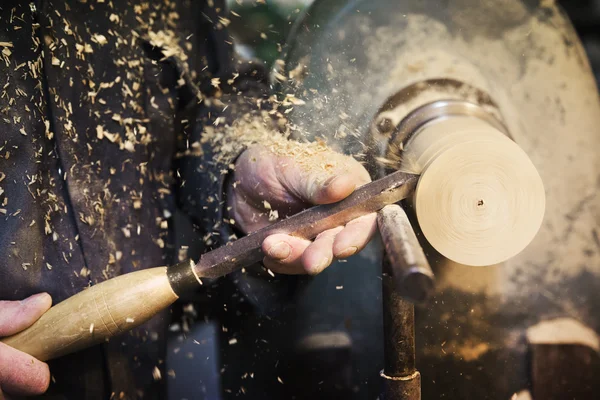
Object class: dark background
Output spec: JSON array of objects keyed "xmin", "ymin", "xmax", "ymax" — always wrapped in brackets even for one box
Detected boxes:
[
  {"xmin": 560, "ymin": 0, "xmax": 600, "ymax": 86},
  {"xmin": 221, "ymin": 0, "xmax": 600, "ymax": 85}
]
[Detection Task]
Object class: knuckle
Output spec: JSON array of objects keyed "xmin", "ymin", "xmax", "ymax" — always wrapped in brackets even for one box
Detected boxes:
[
  {"xmin": 314, "ymin": 231, "xmax": 329, "ymax": 240},
  {"xmin": 315, "ymin": 226, "xmax": 343, "ymax": 240}
]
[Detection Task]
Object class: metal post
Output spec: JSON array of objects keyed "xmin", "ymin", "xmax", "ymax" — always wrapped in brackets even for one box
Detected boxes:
[
  {"xmin": 378, "ymin": 205, "xmax": 433, "ymax": 400},
  {"xmin": 380, "ymin": 260, "xmax": 421, "ymax": 400}
]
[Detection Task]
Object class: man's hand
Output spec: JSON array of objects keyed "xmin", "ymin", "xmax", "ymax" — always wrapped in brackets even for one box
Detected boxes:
[
  {"xmin": 0, "ymin": 293, "xmax": 52, "ymax": 399},
  {"xmin": 228, "ymin": 144, "xmax": 378, "ymax": 275}
]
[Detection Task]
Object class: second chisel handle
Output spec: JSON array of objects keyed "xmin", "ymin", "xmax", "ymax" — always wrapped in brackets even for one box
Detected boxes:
[{"xmin": 1, "ymin": 267, "xmax": 178, "ymax": 362}]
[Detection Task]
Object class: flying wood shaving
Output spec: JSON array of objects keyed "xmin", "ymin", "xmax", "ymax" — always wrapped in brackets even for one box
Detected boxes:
[
  {"xmin": 227, "ymin": 72, "xmax": 239, "ymax": 85},
  {"xmin": 218, "ymin": 17, "xmax": 231, "ymax": 27},
  {"xmin": 96, "ymin": 125, "xmax": 120, "ymax": 143},
  {"xmin": 268, "ymin": 210, "xmax": 279, "ymax": 222},
  {"xmin": 91, "ymin": 34, "xmax": 108, "ymax": 46},
  {"xmin": 200, "ymin": 114, "xmax": 334, "ymax": 175},
  {"xmin": 147, "ymin": 29, "xmax": 188, "ymax": 62},
  {"xmin": 282, "ymin": 94, "xmax": 305, "ymax": 106},
  {"xmin": 0, "ymin": 41, "xmax": 12, "ymax": 66}
]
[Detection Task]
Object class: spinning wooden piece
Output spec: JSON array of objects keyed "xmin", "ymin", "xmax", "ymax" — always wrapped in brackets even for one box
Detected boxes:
[{"xmin": 402, "ymin": 116, "xmax": 545, "ymax": 267}]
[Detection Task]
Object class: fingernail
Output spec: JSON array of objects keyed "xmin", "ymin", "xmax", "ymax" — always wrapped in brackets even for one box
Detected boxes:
[
  {"xmin": 323, "ymin": 175, "xmax": 341, "ymax": 188},
  {"xmin": 308, "ymin": 176, "xmax": 337, "ymax": 200},
  {"xmin": 336, "ymin": 246, "xmax": 358, "ymax": 258},
  {"xmin": 309, "ymin": 257, "xmax": 330, "ymax": 275},
  {"xmin": 267, "ymin": 242, "xmax": 291, "ymax": 260}
]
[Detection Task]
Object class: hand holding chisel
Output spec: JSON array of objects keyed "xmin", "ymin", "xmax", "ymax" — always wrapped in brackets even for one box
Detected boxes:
[{"xmin": 1, "ymin": 170, "xmax": 420, "ymax": 362}]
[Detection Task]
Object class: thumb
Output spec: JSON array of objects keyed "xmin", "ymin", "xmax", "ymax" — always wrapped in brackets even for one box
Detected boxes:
[
  {"xmin": 305, "ymin": 173, "xmax": 363, "ymax": 205},
  {"xmin": 281, "ymin": 154, "xmax": 372, "ymax": 205},
  {"xmin": 0, "ymin": 293, "xmax": 52, "ymax": 337}
]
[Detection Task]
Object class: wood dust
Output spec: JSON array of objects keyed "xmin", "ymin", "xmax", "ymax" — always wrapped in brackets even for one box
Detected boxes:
[{"xmin": 200, "ymin": 111, "xmax": 336, "ymax": 175}]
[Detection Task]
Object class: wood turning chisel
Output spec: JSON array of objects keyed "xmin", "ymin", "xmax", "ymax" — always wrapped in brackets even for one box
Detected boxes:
[{"xmin": 1, "ymin": 170, "xmax": 419, "ymax": 362}]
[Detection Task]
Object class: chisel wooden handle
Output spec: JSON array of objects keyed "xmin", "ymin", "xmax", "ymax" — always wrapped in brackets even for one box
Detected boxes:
[{"xmin": 1, "ymin": 266, "xmax": 179, "ymax": 361}]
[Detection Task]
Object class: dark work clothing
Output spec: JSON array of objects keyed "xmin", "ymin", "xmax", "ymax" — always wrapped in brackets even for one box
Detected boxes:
[{"xmin": 0, "ymin": 0, "xmax": 281, "ymax": 398}]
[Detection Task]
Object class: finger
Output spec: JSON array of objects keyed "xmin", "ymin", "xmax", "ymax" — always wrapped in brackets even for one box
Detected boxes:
[
  {"xmin": 262, "ymin": 234, "xmax": 312, "ymax": 274},
  {"xmin": 303, "ymin": 165, "xmax": 372, "ymax": 206},
  {"xmin": 278, "ymin": 151, "xmax": 372, "ymax": 206},
  {"xmin": 0, "ymin": 342, "xmax": 50, "ymax": 397},
  {"xmin": 0, "ymin": 293, "xmax": 52, "ymax": 337},
  {"xmin": 332, "ymin": 213, "xmax": 378, "ymax": 259},
  {"xmin": 301, "ymin": 226, "xmax": 344, "ymax": 275},
  {"xmin": 309, "ymin": 173, "xmax": 363, "ymax": 205},
  {"xmin": 229, "ymin": 146, "xmax": 310, "ymax": 233}
]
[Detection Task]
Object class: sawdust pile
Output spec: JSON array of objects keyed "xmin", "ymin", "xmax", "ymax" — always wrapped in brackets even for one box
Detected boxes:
[{"xmin": 200, "ymin": 111, "xmax": 336, "ymax": 174}]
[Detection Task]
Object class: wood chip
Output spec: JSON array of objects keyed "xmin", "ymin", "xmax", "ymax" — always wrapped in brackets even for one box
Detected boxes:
[
  {"xmin": 92, "ymin": 33, "xmax": 108, "ymax": 46},
  {"xmin": 152, "ymin": 366, "xmax": 161, "ymax": 380},
  {"xmin": 268, "ymin": 210, "xmax": 279, "ymax": 222}
]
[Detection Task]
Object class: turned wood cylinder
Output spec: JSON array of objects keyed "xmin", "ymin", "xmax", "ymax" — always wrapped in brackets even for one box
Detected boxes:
[{"xmin": 401, "ymin": 116, "xmax": 545, "ymax": 267}]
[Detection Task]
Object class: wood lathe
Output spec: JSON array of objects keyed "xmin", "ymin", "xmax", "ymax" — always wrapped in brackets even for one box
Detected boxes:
[
  {"xmin": 1, "ymin": 102, "xmax": 545, "ymax": 399},
  {"xmin": 9, "ymin": 0, "xmax": 595, "ymax": 398},
  {"xmin": 274, "ymin": 0, "xmax": 600, "ymax": 398},
  {"xmin": 2, "ymin": 109, "xmax": 544, "ymax": 398}
]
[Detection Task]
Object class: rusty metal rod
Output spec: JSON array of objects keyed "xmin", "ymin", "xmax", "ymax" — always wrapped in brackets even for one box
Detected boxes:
[
  {"xmin": 381, "ymin": 262, "xmax": 422, "ymax": 400},
  {"xmin": 382, "ymin": 266, "xmax": 417, "ymax": 376},
  {"xmin": 378, "ymin": 204, "xmax": 432, "ymax": 400},
  {"xmin": 377, "ymin": 205, "xmax": 434, "ymax": 304}
]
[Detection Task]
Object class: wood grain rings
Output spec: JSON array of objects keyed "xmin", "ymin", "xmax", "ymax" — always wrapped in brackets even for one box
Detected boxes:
[{"xmin": 402, "ymin": 116, "xmax": 545, "ymax": 266}]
